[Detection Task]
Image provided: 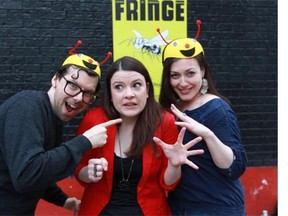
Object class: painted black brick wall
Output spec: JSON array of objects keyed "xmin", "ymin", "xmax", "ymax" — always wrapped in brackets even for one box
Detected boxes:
[{"xmin": 0, "ymin": 0, "xmax": 277, "ymax": 167}]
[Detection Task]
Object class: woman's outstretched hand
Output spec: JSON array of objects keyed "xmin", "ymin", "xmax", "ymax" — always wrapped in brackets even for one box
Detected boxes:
[
  {"xmin": 171, "ymin": 104, "xmax": 208, "ymax": 137},
  {"xmin": 153, "ymin": 127, "xmax": 204, "ymax": 170}
]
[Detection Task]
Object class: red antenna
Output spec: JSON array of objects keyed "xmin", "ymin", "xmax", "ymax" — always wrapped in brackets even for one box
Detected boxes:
[
  {"xmin": 68, "ymin": 40, "xmax": 82, "ymax": 55},
  {"xmin": 68, "ymin": 40, "xmax": 112, "ymax": 65},
  {"xmin": 99, "ymin": 52, "xmax": 112, "ymax": 65},
  {"xmin": 157, "ymin": 20, "xmax": 202, "ymax": 42},
  {"xmin": 195, "ymin": 20, "xmax": 201, "ymax": 40},
  {"xmin": 156, "ymin": 28, "xmax": 170, "ymax": 45}
]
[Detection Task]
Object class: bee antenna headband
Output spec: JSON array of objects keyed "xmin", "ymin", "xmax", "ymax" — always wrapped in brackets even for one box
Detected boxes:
[
  {"xmin": 156, "ymin": 28, "xmax": 170, "ymax": 45},
  {"xmin": 68, "ymin": 40, "xmax": 83, "ymax": 55},
  {"xmin": 99, "ymin": 52, "xmax": 112, "ymax": 65},
  {"xmin": 61, "ymin": 40, "xmax": 113, "ymax": 77},
  {"xmin": 156, "ymin": 19, "xmax": 202, "ymax": 44},
  {"xmin": 157, "ymin": 20, "xmax": 204, "ymax": 63},
  {"xmin": 194, "ymin": 19, "xmax": 201, "ymax": 40}
]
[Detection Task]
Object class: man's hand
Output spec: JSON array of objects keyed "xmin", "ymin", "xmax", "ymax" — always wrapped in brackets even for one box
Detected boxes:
[
  {"xmin": 83, "ymin": 118, "xmax": 122, "ymax": 148},
  {"xmin": 63, "ymin": 197, "xmax": 81, "ymax": 216}
]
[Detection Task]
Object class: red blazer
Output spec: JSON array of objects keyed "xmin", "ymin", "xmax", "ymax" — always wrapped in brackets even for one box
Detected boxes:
[{"xmin": 74, "ymin": 107, "xmax": 179, "ymax": 216}]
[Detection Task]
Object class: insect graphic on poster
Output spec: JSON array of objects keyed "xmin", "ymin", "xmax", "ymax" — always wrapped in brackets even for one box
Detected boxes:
[{"xmin": 122, "ymin": 29, "xmax": 169, "ymax": 58}]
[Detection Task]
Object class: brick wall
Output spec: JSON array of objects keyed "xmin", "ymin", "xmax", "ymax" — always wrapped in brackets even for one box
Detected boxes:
[{"xmin": 0, "ymin": 0, "xmax": 277, "ymax": 166}]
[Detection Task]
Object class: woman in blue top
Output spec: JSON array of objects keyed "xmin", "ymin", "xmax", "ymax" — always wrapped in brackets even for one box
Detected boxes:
[{"xmin": 157, "ymin": 20, "xmax": 248, "ymax": 215}]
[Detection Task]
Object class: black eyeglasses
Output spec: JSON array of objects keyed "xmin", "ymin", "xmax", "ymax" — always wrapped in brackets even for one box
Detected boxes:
[{"xmin": 62, "ymin": 76, "xmax": 96, "ymax": 104}]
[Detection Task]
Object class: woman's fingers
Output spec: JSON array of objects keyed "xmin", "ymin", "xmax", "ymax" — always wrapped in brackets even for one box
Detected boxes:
[
  {"xmin": 184, "ymin": 136, "xmax": 203, "ymax": 149},
  {"xmin": 185, "ymin": 160, "xmax": 200, "ymax": 170}
]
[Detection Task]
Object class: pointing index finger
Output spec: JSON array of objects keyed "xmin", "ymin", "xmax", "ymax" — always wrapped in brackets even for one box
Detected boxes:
[{"xmin": 100, "ymin": 118, "xmax": 122, "ymax": 128}]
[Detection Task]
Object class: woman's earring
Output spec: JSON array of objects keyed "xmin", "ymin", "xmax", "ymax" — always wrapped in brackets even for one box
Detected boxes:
[{"xmin": 200, "ymin": 78, "xmax": 208, "ymax": 95}]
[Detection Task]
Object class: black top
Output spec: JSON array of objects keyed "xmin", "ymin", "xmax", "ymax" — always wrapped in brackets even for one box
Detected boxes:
[{"xmin": 100, "ymin": 153, "xmax": 143, "ymax": 216}]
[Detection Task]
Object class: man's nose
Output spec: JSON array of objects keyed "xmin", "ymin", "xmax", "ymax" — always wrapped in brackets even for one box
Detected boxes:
[{"xmin": 73, "ymin": 91, "xmax": 84, "ymax": 101}]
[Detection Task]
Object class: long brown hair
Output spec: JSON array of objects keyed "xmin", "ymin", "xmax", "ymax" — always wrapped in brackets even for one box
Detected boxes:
[
  {"xmin": 159, "ymin": 53, "xmax": 230, "ymax": 109},
  {"xmin": 103, "ymin": 56, "xmax": 163, "ymax": 158}
]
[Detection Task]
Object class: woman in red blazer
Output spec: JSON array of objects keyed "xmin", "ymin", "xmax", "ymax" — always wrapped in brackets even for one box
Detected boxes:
[{"xmin": 74, "ymin": 56, "xmax": 203, "ymax": 216}]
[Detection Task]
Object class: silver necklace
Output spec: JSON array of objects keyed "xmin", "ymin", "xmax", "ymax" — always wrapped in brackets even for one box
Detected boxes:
[{"xmin": 118, "ymin": 130, "xmax": 134, "ymax": 191}]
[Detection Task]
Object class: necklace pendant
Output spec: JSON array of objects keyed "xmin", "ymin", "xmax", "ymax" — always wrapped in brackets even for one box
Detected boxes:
[{"xmin": 119, "ymin": 179, "xmax": 129, "ymax": 191}]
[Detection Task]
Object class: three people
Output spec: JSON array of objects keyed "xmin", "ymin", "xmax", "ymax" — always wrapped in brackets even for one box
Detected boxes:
[
  {"xmin": 74, "ymin": 56, "xmax": 203, "ymax": 215},
  {"xmin": 158, "ymin": 21, "xmax": 248, "ymax": 215},
  {"xmin": 0, "ymin": 41, "xmax": 120, "ymax": 215},
  {"xmin": 1, "ymin": 19, "xmax": 247, "ymax": 215}
]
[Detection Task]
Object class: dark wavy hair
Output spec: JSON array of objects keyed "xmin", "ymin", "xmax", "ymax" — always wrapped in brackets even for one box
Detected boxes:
[
  {"xmin": 159, "ymin": 53, "xmax": 230, "ymax": 109},
  {"xmin": 103, "ymin": 56, "xmax": 163, "ymax": 158}
]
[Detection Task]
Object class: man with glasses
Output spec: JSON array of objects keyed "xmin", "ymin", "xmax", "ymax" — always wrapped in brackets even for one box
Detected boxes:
[{"xmin": 0, "ymin": 47, "xmax": 121, "ymax": 215}]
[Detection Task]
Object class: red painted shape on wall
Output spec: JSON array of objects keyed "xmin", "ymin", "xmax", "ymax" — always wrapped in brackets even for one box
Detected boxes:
[{"xmin": 241, "ymin": 166, "xmax": 277, "ymax": 215}]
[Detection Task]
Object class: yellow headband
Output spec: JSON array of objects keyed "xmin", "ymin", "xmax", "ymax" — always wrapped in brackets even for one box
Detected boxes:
[
  {"xmin": 157, "ymin": 20, "xmax": 204, "ymax": 63},
  {"xmin": 62, "ymin": 53, "xmax": 101, "ymax": 77},
  {"xmin": 162, "ymin": 37, "xmax": 204, "ymax": 63},
  {"xmin": 61, "ymin": 40, "xmax": 112, "ymax": 77}
]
